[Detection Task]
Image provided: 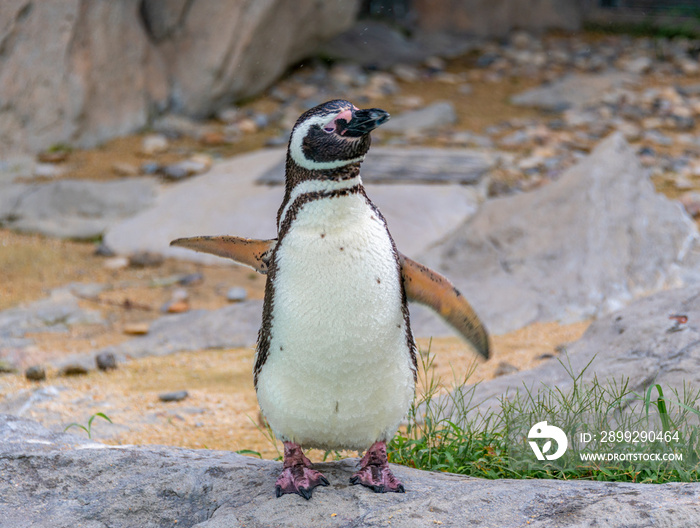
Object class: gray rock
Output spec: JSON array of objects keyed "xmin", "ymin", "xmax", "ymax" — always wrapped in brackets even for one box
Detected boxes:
[
  {"xmin": 1, "ymin": 414, "xmax": 699, "ymax": 528},
  {"xmin": 421, "ymin": 133, "xmax": 700, "ymax": 334},
  {"xmin": 621, "ymin": 55, "xmax": 653, "ymax": 74},
  {"xmin": 381, "ymin": 102, "xmax": 457, "ymax": 133},
  {"xmin": 95, "ymin": 352, "xmax": 117, "ymax": 371},
  {"xmin": 0, "ymin": 288, "xmax": 103, "ymax": 340},
  {"xmin": 258, "ymin": 147, "xmax": 496, "ymax": 186},
  {"xmin": 318, "ymin": 20, "xmax": 431, "ymax": 68},
  {"xmin": 59, "ymin": 363, "xmax": 89, "ymax": 377},
  {"xmin": 105, "ymin": 148, "xmax": 482, "ymax": 262},
  {"xmin": 152, "ymin": 114, "xmax": 210, "ymax": 140},
  {"xmin": 0, "ymin": 1, "xmax": 359, "ymax": 155},
  {"xmin": 24, "ymin": 365, "xmax": 46, "ymax": 381},
  {"xmin": 161, "ymin": 159, "xmax": 209, "ymax": 181},
  {"xmin": 90, "ymin": 300, "xmax": 264, "ymax": 363},
  {"xmin": 643, "ymin": 129, "xmax": 673, "ymax": 146},
  {"xmin": 1, "ymin": 179, "xmax": 158, "ymax": 239},
  {"xmin": 33, "ymin": 162, "xmax": 66, "ymax": 178},
  {"xmin": 511, "ymin": 72, "xmax": 638, "ymax": 111},
  {"xmin": 178, "ymin": 272, "xmax": 204, "ymax": 286},
  {"xmin": 0, "ymin": 154, "xmax": 35, "ymax": 184},
  {"xmin": 141, "ymin": 134, "xmax": 169, "ymax": 155},
  {"xmin": 226, "ymin": 287, "xmax": 248, "ymax": 303},
  {"xmin": 0, "ymin": 182, "xmax": 31, "ymax": 220},
  {"xmin": 67, "ymin": 282, "xmax": 108, "ymax": 300},
  {"xmin": 0, "ymin": 359, "xmax": 18, "ymax": 374},
  {"xmin": 471, "ymin": 285, "xmax": 700, "ymax": 415},
  {"xmin": 128, "ymin": 251, "xmax": 164, "ymax": 268},
  {"xmin": 159, "ymin": 390, "xmax": 188, "ymax": 402},
  {"xmin": 0, "ymin": 387, "xmax": 61, "ymax": 417},
  {"xmin": 106, "ymin": 149, "xmax": 285, "ymax": 265}
]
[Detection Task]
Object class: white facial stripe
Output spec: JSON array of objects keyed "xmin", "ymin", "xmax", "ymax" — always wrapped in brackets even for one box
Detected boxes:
[
  {"xmin": 278, "ymin": 175, "xmax": 362, "ymax": 228},
  {"xmin": 289, "ymin": 114, "xmax": 365, "ymax": 170}
]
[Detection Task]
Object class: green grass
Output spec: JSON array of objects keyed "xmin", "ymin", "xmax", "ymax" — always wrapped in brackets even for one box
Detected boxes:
[
  {"xmin": 387, "ymin": 347, "xmax": 700, "ymax": 483},
  {"xmin": 64, "ymin": 412, "xmax": 113, "ymax": 439}
]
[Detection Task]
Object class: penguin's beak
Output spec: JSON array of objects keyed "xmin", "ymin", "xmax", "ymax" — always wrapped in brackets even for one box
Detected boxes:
[{"xmin": 340, "ymin": 108, "xmax": 390, "ymax": 137}]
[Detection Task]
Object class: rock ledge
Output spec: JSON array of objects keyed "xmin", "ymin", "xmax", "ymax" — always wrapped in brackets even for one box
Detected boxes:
[{"xmin": 1, "ymin": 414, "xmax": 698, "ymax": 527}]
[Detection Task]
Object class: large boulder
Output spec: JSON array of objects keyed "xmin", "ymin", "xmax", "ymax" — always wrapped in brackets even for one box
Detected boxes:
[
  {"xmin": 421, "ymin": 133, "xmax": 700, "ymax": 334},
  {"xmin": 0, "ymin": 1, "xmax": 359, "ymax": 155},
  {"xmin": 0, "ymin": 0, "xmax": 167, "ymax": 155},
  {"xmin": 0, "ymin": 178, "xmax": 158, "ymax": 239},
  {"xmin": 1, "ymin": 414, "xmax": 698, "ymax": 527},
  {"xmin": 471, "ymin": 284, "xmax": 700, "ymax": 414}
]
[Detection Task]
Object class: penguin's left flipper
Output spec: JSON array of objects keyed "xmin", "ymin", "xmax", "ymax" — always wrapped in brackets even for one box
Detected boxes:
[
  {"xmin": 399, "ymin": 253, "xmax": 490, "ymax": 360},
  {"xmin": 169, "ymin": 236, "xmax": 276, "ymax": 274}
]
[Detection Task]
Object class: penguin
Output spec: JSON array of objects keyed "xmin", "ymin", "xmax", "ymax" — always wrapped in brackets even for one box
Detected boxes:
[{"xmin": 171, "ymin": 99, "xmax": 490, "ymax": 499}]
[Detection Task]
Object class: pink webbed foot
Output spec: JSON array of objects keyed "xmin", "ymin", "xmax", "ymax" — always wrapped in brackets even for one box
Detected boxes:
[
  {"xmin": 275, "ymin": 442, "xmax": 329, "ymax": 500},
  {"xmin": 350, "ymin": 441, "xmax": 405, "ymax": 493}
]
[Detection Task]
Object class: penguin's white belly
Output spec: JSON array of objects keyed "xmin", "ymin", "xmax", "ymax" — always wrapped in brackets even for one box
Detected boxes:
[{"xmin": 256, "ymin": 193, "xmax": 415, "ymax": 451}]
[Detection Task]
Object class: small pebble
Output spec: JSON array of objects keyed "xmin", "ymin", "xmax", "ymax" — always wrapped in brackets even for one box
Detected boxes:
[
  {"xmin": 163, "ymin": 300, "xmax": 189, "ymax": 314},
  {"xmin": 236, "ymin": 118, "xmax": 258, "ymax": 134},
  {"xmin": 60, "ymin": 364, "xmax": 89, "ymax": 377},
  {"xmin": 171, "ymin": 288, "xmax": 189, "ymax": 302},
  {"xmin": 160, "ymin": 158, "xmax": 210, "ymax": 181},
  {"xmin": 679, "ymin": 191, "xmax": 700, "ymax": 218},
  {"xmin": 392, "ymin": 64, "xmax": 420, "ymax": 83},
  {"xmin": 34, "ymin": 163, "xmax": 66, "ymax": 178},
  {"xmin": 37, "ymin": 150, "xmax": 69, "ymax": 163},
  {"xmin": 94, "ymin": 243, "xmax": 116, "ymax": 257},
  {"xmin": 123, "ymin": 322, "xmax": 150, "ymax": 335},
  {"xmin": 178, "ymin": 272, "xmax": 204, "ymax": 286},
  {"xmin": 217, "ymin": 106, "xmax": 240, "ymax": 123},
  {"xmin": 112, "ymin": 162, "xmax": 139, "ymax": 177},
  {"xmin": 493, "ymin": 361, "xmax": 519, "ymax": 378},
  {"xmin": 0, "ymin": 359, "xmax": 18, "ymax": 374},
  {"xmin": 103, "ymin": 256, "xmax": 129, "ymax": 270},
  {"xmin": 226, "ymin": 286, "xmax": 248, "ymax": 303},
  {"xmin": 25, "ymin": 365, "xmax": 46, "ymax": 381},
  {"xmin": 160, "ymin": 163, "xmax": 191, "ymax": 181},
  {"xmin": 129, "ymin": 251, "xmax": 164, "ymax": 268},
  {"xmin": 200, "ymin": 131, "xmax": 228, "ymax": 146},
  {"xmin": 140, "ymin": 161, "xmax": 161, "ymax": 175},
  {"xmin": 141, "ymin": 134, "xmax": 169, "ymax": 155},
  {"xmin": 159, "ymin": 390, "xmax": 189, "ymax": 402},
  {"xmin": 96, "ymin": 352, "xmax": 117, "ymax": 371},
  {"xmin": 458, "ymin": 83, "xmax": 473, "ymax": 95}
]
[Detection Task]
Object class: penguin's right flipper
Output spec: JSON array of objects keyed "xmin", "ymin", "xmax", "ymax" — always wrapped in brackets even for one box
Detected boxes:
[
  {"xmin": 170, "ymin": 236, "xmax": 276, "ymax": 274},
  {"xmin": 399, "ymin": 253, "xmax": 490, "ymax": 360}
]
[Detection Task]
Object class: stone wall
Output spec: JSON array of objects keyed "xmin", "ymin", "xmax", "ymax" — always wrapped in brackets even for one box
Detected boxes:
[{"xmin": 0, "ymin": 0, "xmax": 359, "ymax": 155}]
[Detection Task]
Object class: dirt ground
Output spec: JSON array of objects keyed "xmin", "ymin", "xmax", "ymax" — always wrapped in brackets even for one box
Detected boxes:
[{"xmin": 3, "ymin": 37, "xmax": 696, "ymax": 460}]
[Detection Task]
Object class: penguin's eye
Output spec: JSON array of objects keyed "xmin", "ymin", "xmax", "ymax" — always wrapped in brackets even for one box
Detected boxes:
[{"xmin": 323, "ymin": 125, "xmax": 335, "ymax": 133}]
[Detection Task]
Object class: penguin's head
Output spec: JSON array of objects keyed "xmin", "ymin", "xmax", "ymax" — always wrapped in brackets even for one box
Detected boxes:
[{"xmin": 288, "ymin": 99, "xmax": 390, "ymax": 171}]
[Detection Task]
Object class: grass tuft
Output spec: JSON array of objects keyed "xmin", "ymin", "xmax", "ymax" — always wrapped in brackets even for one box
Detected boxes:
[
  {"xmin": 387, "ymin": 345, "xmax": 700, "ymax": 483},
  {"xmin": 64, "ymin": 412, "xmax": 113, "ymax": 440}
]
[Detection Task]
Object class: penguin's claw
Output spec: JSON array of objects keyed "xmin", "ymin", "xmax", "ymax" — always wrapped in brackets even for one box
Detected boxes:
[
  {"xmin": 275, "ymin": 466, "xmax": 329, "ymax": 500},
  {"xmin": 275, "ymin": 441, "xmax": 328, "ymax": 499},
  {"xmin": 350, "ymin": 465, "xmax": 405, "ymax": 493},
  {"xmin": 350, "ymin": 441, "xmax": 405, "ymax": 493}
]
